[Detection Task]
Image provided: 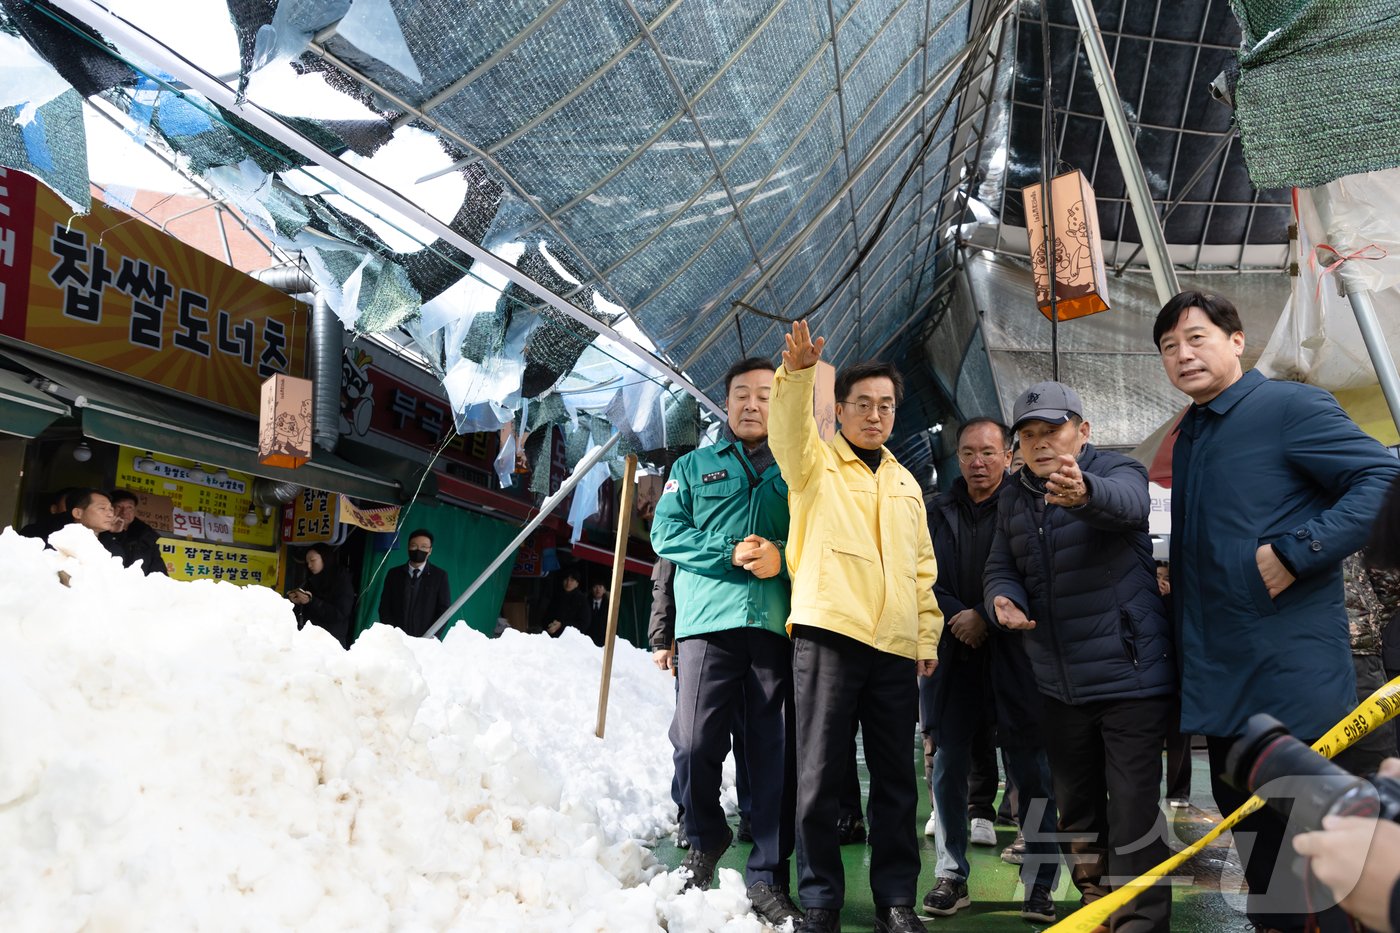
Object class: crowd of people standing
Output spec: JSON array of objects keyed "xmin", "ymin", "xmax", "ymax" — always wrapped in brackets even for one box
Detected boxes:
[{"xmin": 651, "ymin": 293, "xmax": 1400, "ymax": 933}]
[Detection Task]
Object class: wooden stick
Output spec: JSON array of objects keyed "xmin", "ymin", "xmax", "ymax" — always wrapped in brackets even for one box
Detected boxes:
[{"xmin": 595, "ymin": 454, "xmax": 638, "ymax": 738}]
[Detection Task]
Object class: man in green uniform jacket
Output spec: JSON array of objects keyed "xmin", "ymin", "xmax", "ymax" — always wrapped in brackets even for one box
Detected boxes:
[{"xmin": 652, "ymin": 356, "xmax": 799, "ymax": 928}]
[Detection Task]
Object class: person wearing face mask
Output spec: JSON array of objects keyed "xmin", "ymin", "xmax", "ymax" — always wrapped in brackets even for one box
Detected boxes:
[{"xmin": 377, "ymin": 528, "xmax": 452, "ymax": 638}]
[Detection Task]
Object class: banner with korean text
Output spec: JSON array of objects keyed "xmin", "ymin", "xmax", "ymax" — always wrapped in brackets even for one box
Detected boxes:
[
  {"xmin": 157, "ymin": 539, "xmax": 279, "ymax": 587},
  {"xmin": 0, "ymin": 169, "xmax": 305, "ymax": 414},
  {"xmin": 114, "ymin": 446, "xmax": 277, "ymax": 549}
]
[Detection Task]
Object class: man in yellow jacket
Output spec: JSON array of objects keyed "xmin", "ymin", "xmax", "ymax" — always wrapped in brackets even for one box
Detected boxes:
[{"xmin": 769, "ymin": 320, "xmax": 943, "ymax": 933}]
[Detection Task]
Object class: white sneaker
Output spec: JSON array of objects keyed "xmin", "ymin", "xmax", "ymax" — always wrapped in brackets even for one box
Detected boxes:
[
  {"xmin": 924, "ymin": 811, "xmax": 938, "ymax": 836},
  {"xmin": 969, "ymin": 817, "xmax": 997, "ymax": 846}
]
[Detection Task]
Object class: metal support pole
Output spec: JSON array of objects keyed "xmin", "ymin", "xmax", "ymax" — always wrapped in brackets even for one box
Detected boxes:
[
  {"xmin": 1309, "ymin": 189, "xmax": 1400, "ymax": 437},
  {"xmin": 424, "ymin": 432, "xmax": 623, "ymax": 639},
  {"xmin": 595, "ymin": 454, "xmax": 638, "ymax": 739},
  {"xmin": 1066, "ymin": 0, "xmax": 1180, "ymax": 305}
]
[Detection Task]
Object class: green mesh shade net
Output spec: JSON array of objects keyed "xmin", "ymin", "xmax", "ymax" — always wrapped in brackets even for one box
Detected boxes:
[{"xmin": 1231, "ymin": 0, "xmax": 1400, "ymax": 188}]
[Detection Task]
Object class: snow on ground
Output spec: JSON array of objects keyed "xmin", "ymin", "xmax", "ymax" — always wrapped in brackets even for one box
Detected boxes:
[{"xmin": 0, "ymin": 526, "xmax": 759, "ymax": 932}]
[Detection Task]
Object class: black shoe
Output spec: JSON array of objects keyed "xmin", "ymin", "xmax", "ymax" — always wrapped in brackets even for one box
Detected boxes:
[
  {"xmin": 678, "ymin": 827, "xmax": 732, "ymax": 891},
  {"xmin": 747, "ymin": 881, "xmax": 803, "ymax": 926},
  {"xmin": 796, "ymin": 907, "xmax": 841, "ymax": 932},
  {"xmin": 835, "ymin": 813, "xmax": 867, "ymax": 845},
  {"xmin": 1000, "ymin": 830, "xmax": 1025, "ymax": 865},
  {"xmin": 737, "ymin": 813, "xmax": 753, "ymax": 843},
  {"xmin": 1021, "ymin": 883, "xmax": 1056, "ymax": 923},
  {"xmin": 875, "ymin": 905, "xmax": 928, "ymax": 932},
  {"xmin": 921, "ymin": 877, "xmax": 970, "ymax": 917}
]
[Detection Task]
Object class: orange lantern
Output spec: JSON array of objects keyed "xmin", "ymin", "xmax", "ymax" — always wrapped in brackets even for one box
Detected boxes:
[
  {"xmin": 257, "ymin": 374, "xmax": 314, "ymax": 468},
  {"xmin": 1021, "ymin": 169, "xmax": 1110, "ymax": 321}
]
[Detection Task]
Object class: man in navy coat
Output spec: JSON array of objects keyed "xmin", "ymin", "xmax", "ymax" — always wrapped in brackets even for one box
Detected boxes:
[{"xmin": 1156, "ymin": 290, "xmax": 1400, "ymax": 933}]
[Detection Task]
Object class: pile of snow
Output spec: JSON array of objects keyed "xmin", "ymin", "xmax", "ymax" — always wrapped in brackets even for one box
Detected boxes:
[{"xmin": 0, "ymin": 526, "xmax": 760, "ymax": 931}]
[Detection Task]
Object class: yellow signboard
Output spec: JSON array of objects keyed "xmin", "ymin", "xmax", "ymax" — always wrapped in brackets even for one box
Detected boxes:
[
  {"xmin": 114, "ymin": 446, "xmax": 276, "ymax": 549},
  {"xmin": 0, "ymin": 170, "xmax": 306, "ymax": 414},
  {"xmin": 158, "ymin": 539, "xmax": 279, "ymax": 587},
  {"xmin": 338, "ymin": 496, "xmax": 400, "ymax": 533}
]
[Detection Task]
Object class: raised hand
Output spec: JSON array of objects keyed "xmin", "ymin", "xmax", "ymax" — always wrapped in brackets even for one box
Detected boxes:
[
  {"xmin": 1044, "ymin": 454, "xmax": 1088, "ymax": 508},
  {"xmin": 782, "ymin": 319, "xmax": 825, "ymax": 372}
]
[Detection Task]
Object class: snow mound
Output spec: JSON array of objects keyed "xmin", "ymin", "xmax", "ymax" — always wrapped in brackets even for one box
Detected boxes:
[{"xmin": 0, "ymin": 525, "xmax": 756, "ymax": 931}]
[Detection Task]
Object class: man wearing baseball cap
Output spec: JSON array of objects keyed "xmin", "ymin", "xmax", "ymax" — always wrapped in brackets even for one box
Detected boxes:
[{"xmin": 983, "ymin": 380, "xmax": 1176, "ymax": 933}]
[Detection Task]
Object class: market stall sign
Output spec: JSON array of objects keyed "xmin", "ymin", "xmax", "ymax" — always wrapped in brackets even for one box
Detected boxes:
[
  {"xmin": 0, "ymin": 170, "xmax": 306, "ymax": 414},
  {"xmin": 157, "ymin": 539, "xmax": 279, "ymax": 587}
]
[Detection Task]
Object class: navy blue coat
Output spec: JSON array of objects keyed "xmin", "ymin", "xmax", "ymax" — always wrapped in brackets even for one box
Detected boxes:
[
  {"xmin": 925, "ymin": 476, "xmax": 1044, "ymax": 747},
  {"xmin": 1170, "ymin": 370, "xmax": 1400, "ymax": 739},
  {"xmin": 985, "ymin": 444, "xmax": 1175, "ymax": 705}
]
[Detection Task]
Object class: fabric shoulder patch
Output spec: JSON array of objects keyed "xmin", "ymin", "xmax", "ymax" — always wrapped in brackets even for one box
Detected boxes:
[{"xmin": 662, "ymin": 478, "xmax": 680, "ymax": 495}]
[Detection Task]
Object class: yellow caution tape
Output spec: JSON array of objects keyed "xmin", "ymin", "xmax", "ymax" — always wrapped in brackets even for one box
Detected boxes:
[{"xmin": 1045, "ymin": 676, "xmax": 1400, "ymax": 932}]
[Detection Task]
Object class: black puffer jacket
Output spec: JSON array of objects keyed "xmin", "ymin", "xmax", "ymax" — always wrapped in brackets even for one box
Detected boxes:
[{"xmin": 983, "ymin": 444, "xmax": 1175, "ymax": 704}]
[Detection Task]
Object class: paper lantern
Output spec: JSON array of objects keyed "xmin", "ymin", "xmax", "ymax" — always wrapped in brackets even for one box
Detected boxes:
[
  {"xmin": 257, "ymin": 374, "xmax": 313, "ymax": 468},
  {"xmin": 1021, "ymin": 169, "xmax": 1110, "ymax": 321}
]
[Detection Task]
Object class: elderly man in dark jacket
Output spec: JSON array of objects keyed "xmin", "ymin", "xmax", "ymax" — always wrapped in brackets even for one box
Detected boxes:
[
  {"xmin": 1156, "ymin": 291, "xmax": 1400, "ymax": 933},
  {"xmin": 986, "ymin": 382, "xmax": 1174, "ymax": 933},
  {"xmin": 920, "ymin": 418, "xmax": 1059, "ymax": 923}
]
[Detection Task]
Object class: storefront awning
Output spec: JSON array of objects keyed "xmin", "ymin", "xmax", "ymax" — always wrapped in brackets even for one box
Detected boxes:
[
  {"xmin": 1, "ymin": 348, "xmax": 406, "ymax": 504},
  {"xmin": 0, "ymin": 367, "xmax": 70, "ymax": 438}
]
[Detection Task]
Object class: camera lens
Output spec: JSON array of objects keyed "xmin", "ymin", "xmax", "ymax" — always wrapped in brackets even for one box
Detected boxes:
[{"xmin": 1224, "ymin": 714, "xmax": 1380, "ymax": 831}]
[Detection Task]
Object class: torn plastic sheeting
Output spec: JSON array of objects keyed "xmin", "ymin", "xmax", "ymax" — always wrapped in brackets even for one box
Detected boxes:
[
  {"xmin": 493, "ymin": 428, "xmax": 516, "ymax": 489},
  {"xmin": 441, "ymin": 355, "xmax": 523, "ymax": 434},
  {"xmin": 0, "ymin": 32, "xmax": 71, "ymax": 114},
  {"xmin": 251, "ymin": 0, "xmax": 350, "ymax": 73},
  {"xmin": 565, "ymin": 448, "xmax": 611, "ymax": 543},
  {"xmin": 1257, "ymin": 169, "xmax": 1400, "ymax": 391},
  {"xmin": 334, "ymin": 0, "xmax": 422, "ymax": 85},
  {"xmin": 604, "ymin": 377, "xmax": 667, "ymax": 453}
]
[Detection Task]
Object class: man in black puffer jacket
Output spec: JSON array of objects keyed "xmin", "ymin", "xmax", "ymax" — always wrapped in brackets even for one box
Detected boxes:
[{"xmin": 985, "ymin": 381, "xmax": 1175, "ymax": 933}]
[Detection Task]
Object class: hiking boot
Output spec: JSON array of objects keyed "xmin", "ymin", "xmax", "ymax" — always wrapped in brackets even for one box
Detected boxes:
[
  {"xmin": 921, "ymin": 877, "xmax": 970, "ymax": 917},
  {"xmin": 836, "ymin": 813, "xmax": 867, "ymax": 845},
  {"xmin": 737, "ymin": 812, "xmax": 753, "ymax": 843},
  {"xmin": 674, "ymin": 829, "xmax": 690, "ymax": 850},
  {"xmin": 1021, "ymin": 883, "xmax": 1056, "ymax": 922},
  {"xmin": 1000, "ymin": 830, "xmax": 1025, "ymax": 864},
  {"xmin": 875, "ymin": 905, "xmax": 928, "ymax": 932},
  {"xmin": 747, "ymin": 881, "xmax": 803, "ymax": 926},
  {"xmin": 796, "ymin": 907, "xmax": 842, "ymax": 932},
  {"xmin": 679, "ymin": 826, "xmax": 733, "ymax": 891},
  {"xmin": 969, "ymin": 816, "xmax": 997, "ymax": 846}
]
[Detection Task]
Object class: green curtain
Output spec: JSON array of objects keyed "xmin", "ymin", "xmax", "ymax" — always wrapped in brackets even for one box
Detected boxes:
[{"xmin": 353, "ymin": 500, "xmax": 520, "ymax": 640}]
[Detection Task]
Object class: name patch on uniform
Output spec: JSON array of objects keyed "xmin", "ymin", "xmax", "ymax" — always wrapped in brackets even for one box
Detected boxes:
[
  {"xmin": 662, "ymin": 479, "xmax": 679, "ymax": 495},
  {"xmin": 701, "ymin": 469, "xmax": 729, "ymax": 484}
]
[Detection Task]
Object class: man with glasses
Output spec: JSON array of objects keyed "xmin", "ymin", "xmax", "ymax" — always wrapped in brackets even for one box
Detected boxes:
[
  {"xmin": 769, "ymin": 321, "xmax": 942, "ymax": 933},
  {"xmin": 921, "ymin": 419, "xmax": 1059, "ymax": 922}
]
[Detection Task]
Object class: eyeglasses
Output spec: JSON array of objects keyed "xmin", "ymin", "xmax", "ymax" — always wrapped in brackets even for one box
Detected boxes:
[
  {"xmin": 957, "ymin": 449, "xmax": 1009, "ymax": 463},
  {"xmin": 839, "ymin": 399, "xmax": 896, "ymax": 417}
]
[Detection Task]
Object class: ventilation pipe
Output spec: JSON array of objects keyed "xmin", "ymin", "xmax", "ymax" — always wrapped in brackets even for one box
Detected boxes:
[{"xmin": 252, "ymin": 262, "xmax": 342, "ymax": 453}]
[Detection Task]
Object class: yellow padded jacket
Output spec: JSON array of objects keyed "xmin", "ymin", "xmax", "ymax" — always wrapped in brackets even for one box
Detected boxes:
[{"xmin": 768, "ymin": 363, "xmax": 943, "ymax": 661}]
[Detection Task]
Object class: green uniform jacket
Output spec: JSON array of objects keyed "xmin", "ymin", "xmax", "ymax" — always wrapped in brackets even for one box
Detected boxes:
[{"xmin": 651, "ymin": 436, "xmax": 792, "ymax": 640}]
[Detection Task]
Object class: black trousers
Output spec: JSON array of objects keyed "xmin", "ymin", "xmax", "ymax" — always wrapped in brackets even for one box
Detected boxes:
[
  {"xmin": 673, "ymin": 628, "xmax": 795, "ymax": 886},
  {"xmin": 1042, "ymin": 694, "xmax": 1172, "ymax": 933},
  {"xmin": 967, "ymin": 720, "xmax": 1000, "ymax": 822},
  {"xmin": 792, "ymin": 626, "xmax": 920, "ymax": 910},
  {"xmin": 1206, "ymin": 736, "xmax": 1354, "ymax": 933}
]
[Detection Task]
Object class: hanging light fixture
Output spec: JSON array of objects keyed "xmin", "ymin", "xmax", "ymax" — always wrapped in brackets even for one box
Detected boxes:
[{"xmin": 72, "ymin": 441, "xmax": 92, "ymax": 462}]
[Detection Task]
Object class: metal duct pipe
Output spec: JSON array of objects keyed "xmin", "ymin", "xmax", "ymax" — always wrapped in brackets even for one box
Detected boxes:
[
  {"xmin": 253, "ymin": 262, "xmax": 342, "ymax": 453},
  {"xmin": 310, "ymin": 292, "xmax": 342, "ymax": 452},
  {"xmin": 253, "ymin": 478, "xmax": 303, "ymax": 505},
  {"xmin": 251, "ymin": 264, "xmax": 315, "ymax": 296}
]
